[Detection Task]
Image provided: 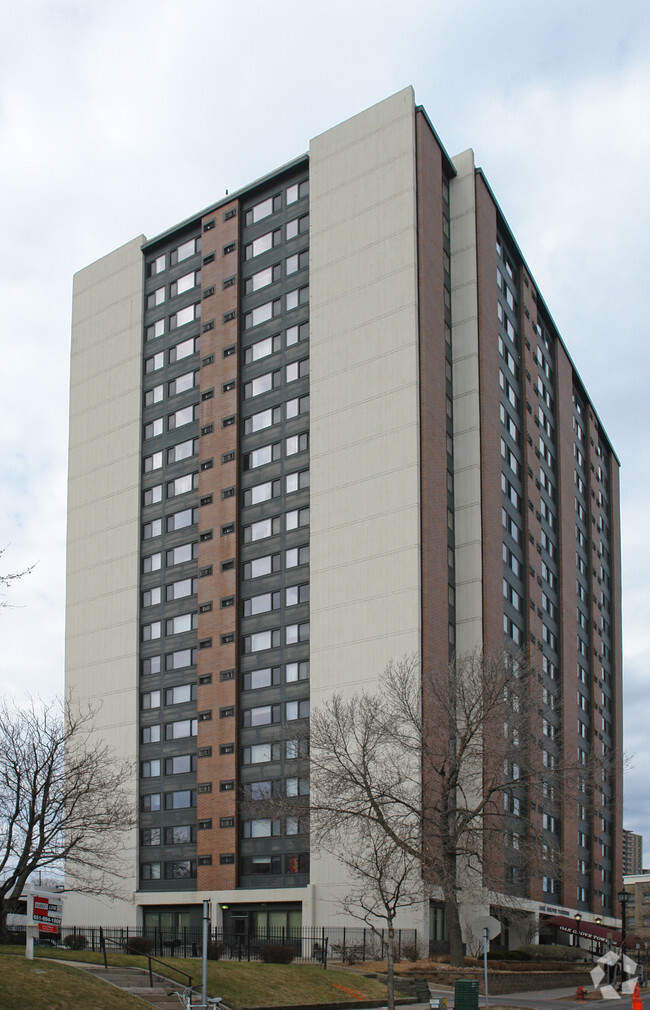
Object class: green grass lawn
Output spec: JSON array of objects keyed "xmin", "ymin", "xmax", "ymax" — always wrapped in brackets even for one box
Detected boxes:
[
  {"xmin": 0, "ymin": 952, "xmax": 150, "ymax": 1010},
  {"xmin": 0, "ymin": 946, "xmax": 394, "ymax": 1008}
]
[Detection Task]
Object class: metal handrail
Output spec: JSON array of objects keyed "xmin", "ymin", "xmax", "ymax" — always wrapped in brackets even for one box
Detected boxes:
[{"xmin": 100, "ymin": 928, "xmax": 192, "ymax": 989}]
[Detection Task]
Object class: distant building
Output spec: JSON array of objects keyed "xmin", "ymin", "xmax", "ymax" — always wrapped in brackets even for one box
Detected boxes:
[
  {"xmin": 65, "ymin": 87, "xmax": 623, "ymax": 943},
  {"xmin": 624, "ymin": 831, "xmax": 644, "ymax": 875}
]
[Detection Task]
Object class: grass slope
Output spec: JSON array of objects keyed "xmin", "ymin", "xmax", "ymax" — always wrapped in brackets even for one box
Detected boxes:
[
  {"xmin": 0, "ymin": 947, "xmax": 393, "ymax": 1008},
  {"xmin": 0, "ymin": 953, "xmax": 149, "ymax": 1010}
]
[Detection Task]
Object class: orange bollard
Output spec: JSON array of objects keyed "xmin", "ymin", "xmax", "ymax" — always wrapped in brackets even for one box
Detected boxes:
[{"xmin": 633, "ymin": 982, "xmax": 642, "ymax": 1010}]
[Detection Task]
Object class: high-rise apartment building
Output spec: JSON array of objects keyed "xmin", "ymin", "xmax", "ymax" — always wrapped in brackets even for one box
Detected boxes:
[
  {"xmin": 65, "ymin": 88, "xmax": 622, "ymax": 943},
  {"xmin": 624, "ymin": 831, "xmax": 643, "ymax": 876}
]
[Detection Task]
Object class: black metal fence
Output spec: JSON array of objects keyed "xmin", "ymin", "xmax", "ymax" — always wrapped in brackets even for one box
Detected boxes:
[{"xmin": 34, "ymin": 923, "xmax": 417, "ymax": 964}]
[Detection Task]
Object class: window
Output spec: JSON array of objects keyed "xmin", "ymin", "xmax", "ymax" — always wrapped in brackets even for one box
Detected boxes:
[
  {"xmin": 165, "ymin": 647, "xmax": 197, "ymax": 670},
  {"xmin": 166, "ymin": 612, "xmax": 198, "ymax": 635},
  {"xmin": 243, "ymin": 553, "xmax": 281, "ymax": 579},
  {"xmin": 165, "ymin": 754, "xmax": 197, "ymax": 775},
  {"xmin": 141, "ymin": 759, "xmax": 161, "ymax": 778},
  {"xmin": 147, "ymin": 254, "xmax": 166, "ymax": 277},
  {"xmin": 286, "ymin": 660, "xmax": 309, "ymax": 682},
  {"xmin": 245, "ymin": 195, "xmax": 280, "ymax": 226},
  {"xmin": 243, "ymin": 406, "xmax": 281, "ymax": 434},
  {"xmin": 166, "ymin": 577, "xmax": 197, "ymax": 601},
  {"xmin": 245, "ymin": 264, "xmax": 280, "ymax": 293},
  {"xmin": 169, "ymin": 336, "xmax": 199, "ymax": 363},
  {"xmin": 285, "ymin": 583, "xmax": 309, "ymax": 606},
  {"xmin": 141, "ymin": 827, "xmax": 161, "ymax": 846},
  {"xmin": 165, "ymin": 683, "xmax": 197, "ymax": 705},
  {"xmin": 141, "ymin": 690, "xmax": 161, "ymax": 710},
  {"xmin": 141, "ymin": 793, "xmax": 161, "ymax": 812},
  {"xmin": 245, "ymin": 229, "xmax": 281, "ymax": 260},
  {"xmin": 286, "ymin": 249, "xmax": 309, "ymax": 274},
  {"xmin": 285, "ymin": 395, "xmax": 309, "ymax": 419},
  {"xmin": 243, "ymin": 628, "xmax": 281, "ymax": 653},
  {"xmin": 285, "ymin": 507, "xmax": 309, "ymax": 531},
  {"xmin": 168, "ymin": 404, "xmax": 198, "ymax": 430},
  {"xmin": 244, "ymin": 333, "xmax": 281, "ymax": 363},
  {"xmin": 286, "ymin": 699, "xmax": 309, "ymax": 721},
  {"xmin": 243, "ymin": 516, "xmax": 281, "ymax": 543},
  {"xmin": 285, "ymin": 432, "xmax": 308, "ymax": 456},
  {"xmin": 285, "ymin": 358, "xmax": 309, "ymax": 383},
  {"xmin": 286, "ymin": 215, "xmax": 309, "ymax": 240},
  {"xmin": 242, "ymin": 704, "xmax": 281, "ymax": 727},
  {"xmin": 141, "ymin": 656, "xmax": 161, "ymax": 675},
  {"xmin": 285, "ymin": 622, "xmax": 310, "ymax": 644},
  {"xmin": 243, "ymin": 479, "xmax": 280, "ymax": 506},
  {"xmin": 286, "ymin": 321, "xmax": 309, "ymax": 346},
  {"xmin": 166, "ymin": 541, "xmax": 198, "ymax": 567},
  {"xmin": 285, "ymin": 470, "xmax": 309, "ymax": 494},
  {"xmin": 243, "ymin": 666, "xmax": 281, "ymax": 691},
  {"xmin": 143, "ymin": 484, "xmax": 163, "ymax": 507},
  {"xmin": 145, "ymin": 383, "xmax": 164, "ymax": 406},
  {"xmin": 170, "ymin": 270, "xmax": 200, "ymax": 297},
  {"xmin": 165, "ymin": 718, "xmax": 198, "ymax": 740},
  {"xmin": 242, "ymin": 742, "xmax": 282, "ymax": 764},
  {"xmin": 285, "ymin": 544, "xmax": 309, "ymax": 569},
  {"xmin": 171, "ymin": 238, "xmax": 199, "ymax": 265},
  {"xmin": 244, "ymin": 370, "xmax": 281, "ymax": 399},
  {"xmin": 167, "ymin": 473, "xmax": 198, "ymax": 498},
  {"xmin": 168, "ymin": 370, "xmax": 199, "ymax": 397},
  {"xmin": 243, "ymin": 591, "xmax": 281, "ymax": 617},
  {"xmin": 141, "ymin": 725, "xmax": 161, "ymax": 744},
  {"xmin": 165, "ymin": 824, "xmax": 194, "ymax": 844},
  {"xmin": 147, "ymin": 286, "xmax": 165, "ymax": 309},
  {"xmin": 142, "ymin": 621, "xmax": 161, "ymax": 641},
  {"xmin": 285, "ymin": 286, "xmax": 309, "ymax": 310},
  {"xmin": 244, "ymin": 299, "xmax": 281, "ymax": 329},
  {"xmin": 242, "ymin": 818, "xmax": 281, "ymax": 838},
  {"xmin": 243, "ymin": 443, "xmax": 281, "ymax": 470},
  {"xmin": 169, "ymin": 303, "xmax": 200, "ymax": 330},
  {"xmin": 141, "ymin": 862, "xmax": 161, "ymax": 880},
  {"xmin": 164, "ymin": 859, "xmax": 197, "ymax": 878},
  {"xmin": 286, "ymin": 179, "xmax": 308, "ymax": 204},
  {"xmin": 166, "ymin": 507, "xmax": 198, "ymax": 532},
  {"xmin": 143, "ymin": 552, "xmax": 162, "ymax": 573},
  {"xmin": 142, "ymin": 587, "xmax": 161, "ymax": 608},
  {"xmin": 145, "ymin": 351, "xmax": 164, "ymax": 374}
]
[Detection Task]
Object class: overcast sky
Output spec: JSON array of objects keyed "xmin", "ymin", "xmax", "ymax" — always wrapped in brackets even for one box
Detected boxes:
[{"xmin": 1, "ymin": 1, "xmax": 649, "ymax": 863}]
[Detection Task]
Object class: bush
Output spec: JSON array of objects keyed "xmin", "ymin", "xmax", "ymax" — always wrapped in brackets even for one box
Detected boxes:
[
  {"xmin": 400, "ymin": 940, "xmax": 421, "ymax": 962},
  {"xmin": 123, "ymin": 936, "xmax": 154, "ymax": 955},
  {"xmin": 207, "ymin": 940, "xmax": 225, "ymax": 960},
  {"xmin": 260, "ymin": 942, "xmax": 295, "ymax": 964},
  {"xmin": 520, "ymin": 943, "xmax": 584, "ymax": 962},
  {"xmin": 64, "ymin": 933, "xmax": 88, "ymax": 950},
  {"xmin": 487, "ymin": 949, "xmax": 533, "ymax": 961}
]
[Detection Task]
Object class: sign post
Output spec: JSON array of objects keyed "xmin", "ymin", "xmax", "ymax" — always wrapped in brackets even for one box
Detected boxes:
[
  {"xmin": 24, "ymin": 885, "xmax": 63, "ymax": 958},
  {"xmin": 472, "ymin": 915, "xmax": 501, "ymax": 1010}
]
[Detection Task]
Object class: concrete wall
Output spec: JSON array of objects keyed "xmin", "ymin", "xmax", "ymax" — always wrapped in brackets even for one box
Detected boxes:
[
  {"xmin": 65, "ymin": 236, "xmax": 144, "ymax": 925},
  {"xmin": 308, "ymin": 87, "xmax": 424, "ymax": 928}
]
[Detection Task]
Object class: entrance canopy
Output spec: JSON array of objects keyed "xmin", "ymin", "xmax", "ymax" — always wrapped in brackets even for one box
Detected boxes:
[{"xmin": 542, "ymin": 915, "xmax": 622, "ymax": 944}]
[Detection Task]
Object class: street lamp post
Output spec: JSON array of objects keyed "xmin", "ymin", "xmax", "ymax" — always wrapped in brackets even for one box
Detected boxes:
[
  {"xmin": 618, "ymin": 888, "xmax": 629, "ymax": 989},
  {"xmin": 595, "ymin": 916, "xmax": 603, "ymax": 958},
  {"xmin": 575, "ymin": 913, "xmax": 582, "ymax": 957}
]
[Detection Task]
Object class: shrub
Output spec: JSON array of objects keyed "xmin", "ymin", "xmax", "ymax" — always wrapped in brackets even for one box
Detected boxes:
[
  {"xmin": 123, "ymin": 936, "xmax": 154, "ymax": 955},
  {"xmin": 400, "ymin": 940, "xmax": 421, "ymax": 962},
  {"xmin": 64, "ymin": 933, "xmax": 88, "ymax": 950},
  {"xmin": 520, "ymin": 943, "xmax": 584, "ymax": 962},
  {"xmin": 487, "ymin": 949, "xmax": 533, "ymax": 961},
  {"xmin": 207, "ymin": 940, "xmax": 225, "ymax": 960},
  {"xmin": 260, "ymin": 942, "xmax": 295, "ymax": 964}
]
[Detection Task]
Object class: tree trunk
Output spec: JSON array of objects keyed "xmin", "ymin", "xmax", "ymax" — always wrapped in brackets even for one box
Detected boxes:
[
  {"xmin": 0, "ymin": 903, "xmax": 11, "ymax": 945},
  {"xmin": 446, "ymin": 895, "xmax": 464, "ymax": 967},
  {"xmin": 386, "ymin": 922, "xmax": 395, "ymax": 1010}
]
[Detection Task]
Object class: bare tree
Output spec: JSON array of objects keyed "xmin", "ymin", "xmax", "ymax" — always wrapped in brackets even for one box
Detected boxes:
[
  {"xmin": 309, "ymin": 650, "xmax": 536, "ymax": 967},
  {"xmin": 315, "ymin": 815, "xmax": 423, "ymax": 1010},
  {"xmin": 0, "ymin": 546, "xmax": 35, "ymax": 608},
  {"xmin": 0, "ymin": 697, "xmax": 135, "ymax": 941}
]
